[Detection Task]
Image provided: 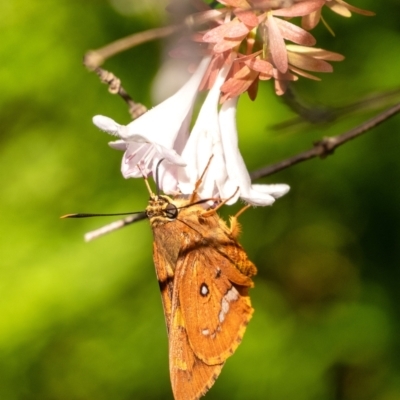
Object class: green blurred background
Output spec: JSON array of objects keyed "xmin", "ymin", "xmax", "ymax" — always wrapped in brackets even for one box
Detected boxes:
[{"xmin": 1, "ymin": 1, "xmax": 399, "ymax": 399}]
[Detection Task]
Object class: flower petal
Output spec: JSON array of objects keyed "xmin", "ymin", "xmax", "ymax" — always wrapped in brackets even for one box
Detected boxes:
[
  {"xmin": 121, "ymin": 55, "xmax": 212, "ymax": 147},
  {"xmin": 273, "ymin": 17, "xmax": 316, "ymax": 46},
  {"xmin": 272, "ymin": 0, "xmax": 325, "ymax": 17},
  {"xmin": 302, "ymin": 9, "xmax": 321, "ymax": 30},
  {"xmin": 179, "ymin": 60, "xmax": 234, "ymax": 197},
  {"xmin": 251, "ymin": 183, "xmax": 290, "ymax": 198},
  {"xmin": 267, "ymin": 14, "xmax": 288, "ymax": 73},
  {"xmin": 219, "ymin": 97, "xmax": 290, "ymax": 205},
  {"xmin": 93, "ymin": 115, "xmax": 128, "ymax": 137}
]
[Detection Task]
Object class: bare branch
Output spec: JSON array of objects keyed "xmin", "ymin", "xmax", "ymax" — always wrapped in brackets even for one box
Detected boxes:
[
  {"xmin": 83, "ymin": 9, "xmax": 225, "ymax": 70},
  {"xmin": 93, "ymin": 67, "xmax": 147, "ymax": 119},
  {"xmin": 83, "ymin": 26, "xmax": 182, "ymax": 119},
  {"xmin": 82, "ymin": 10, "xmax": 227, "ymax": 119},
  {"xmin": 84, "ymin": 25, "xmax": 181, "ymax": 70},
  {"xmin": 84, "ymin": 214, "xmax": 147, "ymax": 242},
  {"xmin": 250, "ymin": 102, "xmax": 400, "ymax": 180},
  {"xmin": 271, "ymin": 85, "xmax": 400, "ymax": 131}
]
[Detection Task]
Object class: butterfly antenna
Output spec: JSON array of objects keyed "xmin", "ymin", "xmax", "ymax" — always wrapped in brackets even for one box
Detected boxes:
[
  {"xmin": 61, "ymin": 212, "xmax": 141, "ymax": 218},
  {"xmin": 201, "ymin": 187, "xmax": 239, "ymax": 217}
]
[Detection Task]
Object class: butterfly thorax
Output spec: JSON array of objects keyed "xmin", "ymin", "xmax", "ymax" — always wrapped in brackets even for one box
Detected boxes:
[
  {"xmin": 147, "ymin": 195, "xmax": 220, "ymax": 236},
  {"xmin": 146, "ymin": 194, "xmax": 257, "ymax": 280}
]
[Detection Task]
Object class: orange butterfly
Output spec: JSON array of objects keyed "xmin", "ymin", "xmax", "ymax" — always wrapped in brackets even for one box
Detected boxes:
[
  {"xmin": 146, "ymin": 187, "xmax": 257, "ymax": 399},
  {"xmin": 63, "ymin": 174, "xmax": 257, "ymax": 399}
]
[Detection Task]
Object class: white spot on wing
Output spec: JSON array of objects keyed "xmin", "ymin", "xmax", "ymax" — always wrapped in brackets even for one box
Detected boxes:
[
  {"xmin": 200, "ymin": 283, "xmax": 209, "ymax": 296},
  {"xmin": 226, "ymin": 286, "xmax": 239, "ymax": 301},
  {"xmin": 218, "ymin": 286, "xmax": 239, "ymax": 323}
]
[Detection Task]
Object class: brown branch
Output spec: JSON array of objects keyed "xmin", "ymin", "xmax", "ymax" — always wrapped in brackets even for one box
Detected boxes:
[
  {"xmin": 250, "ymin": 102, "xmax": 400, "ymax": 181},
  {"xmin": 83, "ymin": 10, "xmax": 225, "ymax": 70},
  {"xmin": 83, "ymin": 26, "xmax": 182, "ymax": 119},
  {"xmin": 82, "ymin": 10, "xmax": 229, "ymax": 119},
  {"xmin": 93, "ymin": 67, "xmax": 147, "ymax": 119},
  {"xmin": 84, "ymin": 25, "xmax": 181, "ymax": 70},
  {"xmin": 83, "ymin": 26, "xmax": 181, "ymax": 119}
]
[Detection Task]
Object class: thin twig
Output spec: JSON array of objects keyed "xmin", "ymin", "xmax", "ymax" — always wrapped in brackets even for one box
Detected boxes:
[
  {"xmin": 83, "ymin": 26, "xmax": 181, "ymax": 119},
  {"xmin": 84, "ymin": 213, "xmax": 147, "ymax": 242},
  {"xmin": 84, "ymin": 25, "xmax": 181, "ymax": 70},
  {"xmin": 94, "ymin": 67, "xmax": 147, "ymax": 119},
  {"xmin": 250, "ymin": 102, "xmax": 400, "ymax": 180},
  {"xmin": 83, "ymin": 9, "xmax": 225, "ymax": 70},
  {"xmin": 82, "ymin": 10, "xmax": 228, "ymax": 118},
  {"xmin": 271, "ymin": 85, "xmax": 400, "ymax": 131}
]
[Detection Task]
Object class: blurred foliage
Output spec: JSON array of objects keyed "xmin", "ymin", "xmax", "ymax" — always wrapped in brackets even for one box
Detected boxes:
[{"xmin": 1, "ymin": 0, "xmax": 399, "ymax": 399}]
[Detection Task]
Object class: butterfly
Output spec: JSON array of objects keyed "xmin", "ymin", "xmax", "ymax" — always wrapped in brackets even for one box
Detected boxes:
[
  {"xmin": 63, "ymin": 173, "xmax": 257, "ymax": 400},
  {"xmin": 145, "ymin": 189, "xmax": 257, "ymax": 400}
]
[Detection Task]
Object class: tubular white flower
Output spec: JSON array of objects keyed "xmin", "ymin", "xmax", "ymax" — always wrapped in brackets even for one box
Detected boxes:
[
  {"xmin": 179, "ymin": 61, "xmax": 290, "ymax": 205},
  {"xmin": 219, "ymin": 97, "xmax": 290, "ymax": 205},
  {"xmin": 92, "ymin": 55, "xmax": 212, "ymax": 192},
  {"xmin": 179, "ymin": 59, "xmax": 233, "ymax": 200},
  {"xmin": 93, "ymin": 54, "xmax": 289, "ymax": 206}
]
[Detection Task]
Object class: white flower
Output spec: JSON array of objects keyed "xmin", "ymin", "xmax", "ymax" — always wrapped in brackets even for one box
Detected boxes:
[
  {"xmin": 179, "ymin": 61, "xmax": 290, "ymax": 205},
  {"xmin": 219, "ymin": 97, "xmax": 290, "ymax": 205},
  {"xmin": 92, "ymin": 55, "xmax": 212, "ymax": 193},
  {"xmin": 178, "ymin": 58, "xmax": 232, "ymax": 200},
  {"xmin": 93, "ymin": 54, "xmax": 289, "ymax": 207}
]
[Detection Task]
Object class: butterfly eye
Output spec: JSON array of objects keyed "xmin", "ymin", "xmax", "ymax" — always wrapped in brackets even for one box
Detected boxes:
[{"xmin": 165, "ymin": 203, "xmax": 178, "ymax": 219}]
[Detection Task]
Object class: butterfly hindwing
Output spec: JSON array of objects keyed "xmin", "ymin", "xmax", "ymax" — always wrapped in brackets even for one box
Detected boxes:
[{"xmin": 178, "ymin": 248, "xmax": 254, "ymax": 365}]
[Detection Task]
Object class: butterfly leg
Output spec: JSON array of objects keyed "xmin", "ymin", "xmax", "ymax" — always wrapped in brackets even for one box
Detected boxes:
[
  {"xmin": 228, "ymin": 204, "xmax": 250, "ymax": 239},
  {"xmin": 136, "ymin": 163, "xmax": 156, "ymax": 197},
  {"xmin": 189, "ymin": 155, "xmax": 214, "ymax": 203},
  {"xmin": 200, "ymin": 187, "xmax": 240, "ymax": 218},
  {"xmin": 234, "ymin": 204, "xmax": 251, "ymax": 219}
]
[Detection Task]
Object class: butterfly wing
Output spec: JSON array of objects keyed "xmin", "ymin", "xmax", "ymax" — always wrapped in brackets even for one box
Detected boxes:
[
  {"xmin": 180, "ymin": 247, "xmax": 255, "ymax": 364},
  {"xmin": 169, "ymin": 305, "xmax": 223, "ymax": 400},
  {"xmin": 152, "ymin": 241, "xmax": 175, "ymax": 331},
  {"xmin": 169, "ymin": 247, "xmax": 255, "ymax": 400}
]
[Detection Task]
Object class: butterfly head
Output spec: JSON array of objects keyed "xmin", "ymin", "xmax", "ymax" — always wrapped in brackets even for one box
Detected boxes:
[{"xmin": 146, "ymin": 195, "xmax": 179, "ymax": 224}]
